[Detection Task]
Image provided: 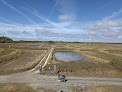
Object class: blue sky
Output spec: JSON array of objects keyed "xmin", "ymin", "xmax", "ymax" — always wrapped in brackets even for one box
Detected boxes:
[{"xmin": 0, "ymin": 0, "xmax": 122, "ymax": 42}]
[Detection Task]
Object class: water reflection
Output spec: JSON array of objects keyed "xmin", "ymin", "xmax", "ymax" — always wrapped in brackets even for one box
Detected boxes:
[
  {"xmin": 55, "ymin": 52, "xmax": 88, "ymax": 62},
  {"xmin": 43, "ymin": 46, "xmax": 52, "ymax": 48}
]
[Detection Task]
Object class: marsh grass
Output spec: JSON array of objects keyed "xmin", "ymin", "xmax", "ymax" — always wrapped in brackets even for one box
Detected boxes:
[
  {"xmin": 0, "ymin": 48, "xmax": 23, "ymax": 65},
  {"xmin": 0, "ymin": 50, "xmax": 47, "ymax": 75},
  {"xmin": 75, "ymin": 48, "xmax": 122, "ymax": 63},
  {"xmin": 44, "ymin": 61, "xmax": 121, "ymax": 77},
  {"xmin": 44, "ymin": 46, "xmax": 122, "ymax": 77},
  {"xmin": 0, "ymin": 48, "xmax": 14, "ymax": 56},
  {"xmin": 110, "ymin": 59, "xmax": 122, "ymax": 72},
  {"xmin": 0, "ymin": 83, "xmax": 38, "ymax": 92},
  {"xmin": 71, "ymin": 85, "xmax": 122, "ymax": 92}
]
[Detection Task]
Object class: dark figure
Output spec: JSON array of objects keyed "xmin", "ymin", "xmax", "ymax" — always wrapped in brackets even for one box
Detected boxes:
[
  {"xmin": 60, "ymin": 75, "xmax": 67, "ymax": 82},
  {"xmin": 39, "ymin": 65, "xmax": 42, "ymax": 75}
]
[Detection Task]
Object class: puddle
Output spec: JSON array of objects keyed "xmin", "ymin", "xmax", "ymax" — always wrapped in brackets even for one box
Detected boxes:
[{"xmin": 55, "ymin": 52, "xmax": 88, "ymax": 62}]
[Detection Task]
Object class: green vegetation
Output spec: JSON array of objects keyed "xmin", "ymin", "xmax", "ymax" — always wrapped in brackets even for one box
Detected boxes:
[
  {"xmin": 110, "ymin": 59, "xmax": 121, "ymax": 67},
  {"xmin": 48, "ymin": 41, "xmax": 55, "ymax": 43},
  {"xmin": 0, "ymin": 36, "xmax": 13, "ymax": 43},
  {"xmin": 110, "ymin": 59, "xmax": 122, "ymax": 71}
]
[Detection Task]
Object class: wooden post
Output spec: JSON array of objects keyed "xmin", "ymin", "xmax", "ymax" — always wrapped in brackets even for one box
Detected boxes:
[{"xmin": 54, "ymin": 65, "xmax": 56, "ymax": 74}]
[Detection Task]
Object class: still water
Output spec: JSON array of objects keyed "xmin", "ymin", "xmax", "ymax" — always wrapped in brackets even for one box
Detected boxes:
[
  {"xmin": 43, "ymin": 46, "xmax": 52, "ymax": 48},
  {"xmin": 55, "ymin": 52, "xmax": 88, "ymax": 62}
]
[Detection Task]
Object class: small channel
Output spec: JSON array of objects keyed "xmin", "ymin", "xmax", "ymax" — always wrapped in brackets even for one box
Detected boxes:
[{"xmin": 55, "ymin": 52, "xmax": 88, "ymax": 62}]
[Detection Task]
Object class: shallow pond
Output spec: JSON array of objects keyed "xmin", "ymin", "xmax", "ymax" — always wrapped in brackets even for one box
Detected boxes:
[
  {"xmin": 29, "ymin": 44, "xmax": 42, "ymax": 45},
  {"xmin": 55, "ymin": 52, "xmax": 88, "ymax": 62},
  {"xmin": 43, "ymin": 46, "xmax": 52, "ymax": 48}
]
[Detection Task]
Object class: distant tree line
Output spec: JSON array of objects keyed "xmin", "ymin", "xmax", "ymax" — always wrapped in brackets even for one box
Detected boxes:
[
  {"xmin": 0, "ymin": 36, "xmax": 13, "ymax": 43},
  {"xmin": 0, "ymin": 36, "xmax": 122, "ymax": 44},
  {"xmin": 0, "ymin": 37, "xmax": 55, "ymax": 43}
]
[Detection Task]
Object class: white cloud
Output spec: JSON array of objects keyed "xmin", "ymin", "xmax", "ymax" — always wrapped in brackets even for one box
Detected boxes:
[
  {"xmin": 58, "ymin": 15, "xmax": 75, "ymax": 20},
  {"xmin": 103, "ymin": 9, "xmax": 122, "ymax": 21},
  {"xmin": 8, "ymin": 31, "xmax": 21, "ymax": 34},
  {"xmin": 34, "ymin": 29, "xmax": 80, "ymax": 38},
  {"xmin": 22, "ymin": 7, "xmax": 82, "ymax": 33},
  {"xmin": 84, "ymin": 20, "xmax": 122, "ymax": 43},
  {"xmin": 86, "ymin": 21, "xmax": 122, "ymax": 30},
  {"xmin": 72, "ymin": 21, "xmax": 80, "ymax": 24},
  {"xmin": 34, "ymin": 28, "xmax": 83, "ymax": 42},
  {"xmin": 0, "ymin": 32, "xmax": 5, "ymax": 35},
  {"xmin": 90, "ymin": 31, "xmax": 96, "ymax": 35},
  {"xmin": 0, "ymin": 22, "xmax": 35, "ymax": 32},
  {"xmin": 97, "ymin": 21, "xmax": 121, "ymax": 28},
  {"xmin": 22, "ymin": 31, "xmax": 30, "ymax": 35}
]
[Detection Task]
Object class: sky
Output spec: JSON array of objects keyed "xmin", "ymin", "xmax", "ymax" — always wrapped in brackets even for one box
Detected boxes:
[{"xmin": 0, "ymin": 0, "xmax": 122, "ymax": 42}]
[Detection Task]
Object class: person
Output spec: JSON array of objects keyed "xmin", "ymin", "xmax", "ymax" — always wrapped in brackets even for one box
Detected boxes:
[
  {"xmin": 49, "ymin": 67, "xmax": 53, "ymax": 74},
  {"xmin": 60, "ymin": 75, "xmax": 66, "ymax": 82},
  {"xmin": 49, "ymin": 67, "xmax": 51, "ymax": 72},
  {"xmin": 39, "ymin": 65, "xmax": 42, "ymax": 75}
]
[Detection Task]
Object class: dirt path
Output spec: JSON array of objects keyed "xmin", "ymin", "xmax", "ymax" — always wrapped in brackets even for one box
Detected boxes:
[
  {"xmin": 0, "ymin": 48, "xmax": 122, "ymax": 92},
  {"xmin": 0, "ymin": 70, "xmax": 122, "ymax": 92}
]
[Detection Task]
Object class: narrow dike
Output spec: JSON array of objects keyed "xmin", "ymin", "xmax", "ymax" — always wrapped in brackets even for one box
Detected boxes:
[{"xmin": 31, "ymin": 48, "xmax": 53, "ymax": 71}]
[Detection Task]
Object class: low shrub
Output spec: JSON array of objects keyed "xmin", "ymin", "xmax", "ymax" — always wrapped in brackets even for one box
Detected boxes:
[
  {"xmin": 82, "ymin": 64, "xmax": 92, "ymax": 70},
  {"xmin": 110, "ymin": 59, "xmax": 121, "ymax": 67}
]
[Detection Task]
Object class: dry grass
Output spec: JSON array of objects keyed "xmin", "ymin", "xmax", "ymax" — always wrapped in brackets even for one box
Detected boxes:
[
  {"xmin": 44, "ymin": 61, "xmax": 122, "ymax": 77},
  {"xmin": 43, "ymin": 43, "xmax": 122, "ymax": 77},
  {"xmin": 0, "ymin": 48, "xmax": 23, "ymax": 66},
  {"xmin": 0, "ymin": 83, "xmax": 54, "ymax": 92},
  {"xmin": 80, "ymin": 50, "xmax": 122, "ymax": 62},
  {"xmin": 0, "ymin": 43, "xmax": 122, "ymax": 77},
  {"xmin": 0, "ymin": 48, "xmax": 14, "ymax": 56},
  {"xmin": 72, "ymin": 85, "xmax": 122, "ymax": 92},
  {"xmin": 0, "ymin": 83, "xmax": 38, "ymax": 92},
  {"xmin": 0, "ymin": 83, "xmax": 56, "ymax": 92},
  {"xmin": 73, "ymin": 44, "xmax": 122, "ymax": 63},
  {"xmin": 0, "ymin": 50, "xmax": 46, "ymax": 75}
]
